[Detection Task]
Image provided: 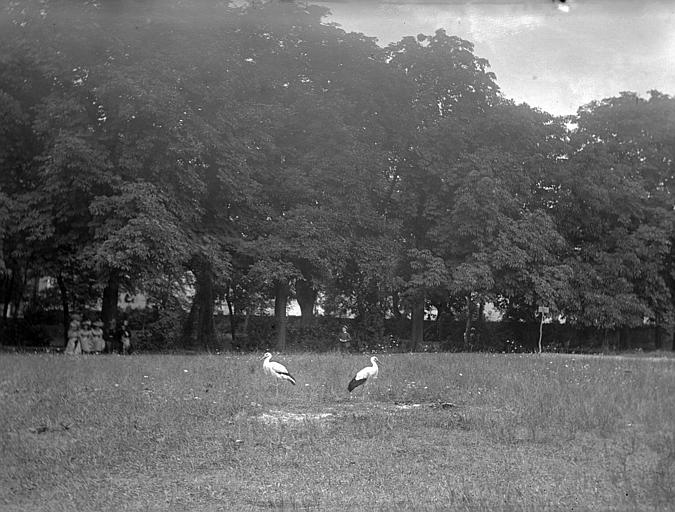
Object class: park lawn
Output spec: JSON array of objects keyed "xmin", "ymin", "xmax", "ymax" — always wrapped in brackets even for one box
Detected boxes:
[{"xmin": 1, "ymin": 352, "xmax": 674, "ymax": 511}]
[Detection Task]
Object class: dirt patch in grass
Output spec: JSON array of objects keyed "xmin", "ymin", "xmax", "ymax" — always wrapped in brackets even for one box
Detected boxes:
[
  {"xmin": 257, "ymin": 410, "xmax": 335, "ymax": 425},
  {"xmin": 254, "ymin": 399, "xmax": 459, "ymax": 424}
]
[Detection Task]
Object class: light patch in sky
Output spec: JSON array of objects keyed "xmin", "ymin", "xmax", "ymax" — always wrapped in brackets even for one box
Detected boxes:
[{"xmin": 317, "ymin": 0, "xmax": 675, "ymax": 116}]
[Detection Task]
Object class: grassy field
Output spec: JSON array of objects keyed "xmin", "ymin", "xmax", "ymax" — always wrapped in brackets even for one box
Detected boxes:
[{"xmin": 1, "ymin": 351, "xmax": 674, "ymax": 511}]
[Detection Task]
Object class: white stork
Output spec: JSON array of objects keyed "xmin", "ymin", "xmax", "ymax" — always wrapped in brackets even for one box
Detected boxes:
[
  {"xmin": 260, "ymin": 352, "xmax": 296, "ymax": 395},
  {"xmin": 348, "ymin": 356, "xmax": 381, "ymax": 399}
]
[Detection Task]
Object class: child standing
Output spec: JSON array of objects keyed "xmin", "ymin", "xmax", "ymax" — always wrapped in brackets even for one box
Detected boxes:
[
  {"xmin": 65, "ymin": 314, "xmax": 82, "ymax": 355},
  {"xmin": 120, "ymin": 320, "xmax": 132, "ymax": 355},
  {"xmin": 79, "ymin": 320, "xmax": 93, "ymax": 353}
]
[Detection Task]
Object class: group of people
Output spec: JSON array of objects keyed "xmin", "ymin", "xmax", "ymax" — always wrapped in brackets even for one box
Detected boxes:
[{"xmin": 64, "ymin": 314, "xmax": 132, "ymax": 355}]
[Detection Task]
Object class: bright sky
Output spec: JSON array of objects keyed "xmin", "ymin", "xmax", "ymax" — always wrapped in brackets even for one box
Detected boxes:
[{"xmin": 316, "ymin": 0, "xmax": 675, "ymax": 117}]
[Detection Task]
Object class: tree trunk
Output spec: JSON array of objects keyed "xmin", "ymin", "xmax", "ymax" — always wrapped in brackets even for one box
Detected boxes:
[
  {"xmin": 434, "ymin": 303, "xmax": 442, "ymax": 341},
  {"xmin": 392, "ymin": 291, "xmax": 407, "ymax": 339},
  {"xmin": 410, "ymin": 292, "xmax": 425, "ymax": 352},
  {"xmin": 476, "ymin": 300, "xmax": 485, "ymax": 347},
  {"xmin": 12, "ymin": 266, "xmax": 27, "ymax": 321},
  {"xmin": 182, "ymin": 257, "xmax": 217, "ymax": 350},
  {"xmin": 101, "ymin": 272, "xmax": 119, "ymax": 348},
  {"xmin": 30, "ymin": 275, "xmax": 39, "ymax": 307},
  {"xmin": 10, "ymin": 268, "xmax": 27, "ymax": 347},
  {"xmin": 295, "ymin": 278, "xmax": 317, "ymax": 330},
  {"xmin": 653, "ymin": 315, "xmax": 665, "ymax": 351},
  {"xmin": 1, "ymin": 270, "xmax": 14, "ymax": 324},
  {"xmin": 57, "ymin": 275, "xmax": 70, "ymax": 345},
  {"xmin": 463, "ymin": 296, "xmax": 473, "ymax": 351},
  {"xmin": 197, "ymin": 264, "xmax": 216, "ymax": 350},
  {"xmin": 225, "ymin": 289, "xmax": 237, "ymax": 344},
  {"xmin": 182, "ymin": 299, "xmax": 199, "ymax": 347},
  {"xmin": 602, "ymin": 329, "xmax": 609, "ymax": 353},
  {"xmin": 274, "ymin": 279, "xmax": 289, "ymax": 351},
  {"xmin": 432, "ymin": 300, "xmax": 449, "ymax": 341},
  {"xmin": 392, "ymin": 292, "xmax": 402, "ymax": 319}
]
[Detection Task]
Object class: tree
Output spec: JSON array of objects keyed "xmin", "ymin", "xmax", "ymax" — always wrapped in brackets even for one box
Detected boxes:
[
  {"xmin": 381, "ymin": 30, "xmax": 570, "ymax": 348},
  {"xmin": 380, "ymin": 30, "xmax": 495, "ymax": 347},
  {"xmin": 231, "ymin": 0, "xmax": 402, "ymax": 349},
  {"xmin": 556, "ymin": 91, "xmax": 674, "ymax": 340}
]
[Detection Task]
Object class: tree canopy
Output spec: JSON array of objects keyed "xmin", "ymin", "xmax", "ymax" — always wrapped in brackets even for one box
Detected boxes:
[{"xmin": 1, "ymin": 0, "xmax": 673, "ymax": 350}]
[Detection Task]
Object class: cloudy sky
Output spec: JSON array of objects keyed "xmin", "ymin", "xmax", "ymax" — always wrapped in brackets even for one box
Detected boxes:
[{"xmin": 316, "ymin": 0, "xmax": 675, "ymax": 117}]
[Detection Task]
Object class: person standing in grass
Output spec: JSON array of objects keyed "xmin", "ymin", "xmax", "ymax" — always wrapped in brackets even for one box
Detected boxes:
[
  {"xmin": 79, "ymin": 320, "xmax": 93, "ymax": 353},
  {"xmin": 91, "ymin": 321, "xmax": 105, "ymax": 353},
  {"xmin": 65, "ymin": 314, "xmax": 82, "ymax": 355},
  {"xmin": 119, "ymin": 320, "xmax": 132, "ymax": 355},
  {"xmin": 338, "ymin": 325, "xmax": 352, "ymax": 353}
]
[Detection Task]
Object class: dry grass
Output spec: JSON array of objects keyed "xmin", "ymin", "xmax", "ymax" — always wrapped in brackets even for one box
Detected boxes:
[{"xmin": 1, "ymin": 351, "xmax": 674, "ymax": 511}]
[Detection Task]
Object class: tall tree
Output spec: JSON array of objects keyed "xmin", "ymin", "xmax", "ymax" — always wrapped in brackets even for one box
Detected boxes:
[
  {"xmin": 381, "ymin": 30, "xmax": 573, "ymax": 347},
  {"xmin": 233, "ymin": 0, "xmax": 402, "ymax": 349},
  {"xmin": 556, "ymin": 91, "xmax": 674, "ymax": 339}
]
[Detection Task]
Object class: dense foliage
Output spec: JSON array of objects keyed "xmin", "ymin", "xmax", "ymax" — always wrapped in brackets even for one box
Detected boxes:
[{"xmin": 1, "ymin": 0, "xmax": 673, "ymax": 350}]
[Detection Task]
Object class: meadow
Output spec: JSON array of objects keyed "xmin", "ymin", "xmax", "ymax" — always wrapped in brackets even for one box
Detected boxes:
[{"xmin": 1, "ymin": 351, "xmax": 674, "ymax": 511}]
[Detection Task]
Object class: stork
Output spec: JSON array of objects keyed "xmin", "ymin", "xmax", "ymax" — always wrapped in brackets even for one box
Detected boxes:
[
  {"xmin": 348, "ymin": 356, "xmax": 381, "ymax": 399},
  {"xmin": 260, "ymin": 352, "xmax": 296, "ymax": 395}
]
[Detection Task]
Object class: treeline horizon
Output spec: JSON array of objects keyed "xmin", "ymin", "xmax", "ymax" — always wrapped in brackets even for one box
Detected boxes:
[{"xmin": 0, "ymin": 0, "xmax": 673, "ymax": 351}]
